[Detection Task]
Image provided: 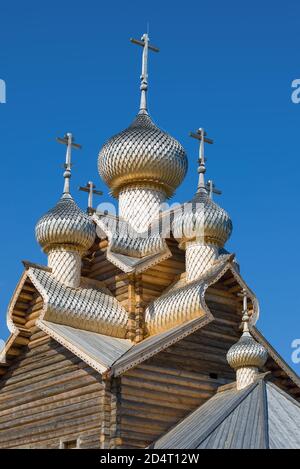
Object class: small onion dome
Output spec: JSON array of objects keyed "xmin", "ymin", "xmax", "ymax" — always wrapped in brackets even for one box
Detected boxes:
[
  {"xmin": 35, "ymin": 194, "xmax": 96, "ymax": 253},
  {"xmin": 98, "ymin": 113, "xmax": 188, "ymax": 198},
  {"xmin": 172, "ymin": 189, "xmax": 233, "ymax": 248},
  {"xmin": 227, "ymin": 331, "xmax": 268, "ymax": 371}
]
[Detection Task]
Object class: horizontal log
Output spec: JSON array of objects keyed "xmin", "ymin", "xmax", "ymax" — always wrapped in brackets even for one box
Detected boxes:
[
  {"xmin": 22, "ymin": 283, "xmax": 36, "ymax": 293},
  {"xmin": 125, "ymin": 368, "xmax": 218, "ymax": 392},
  {"xmin": 122, "ymin": 375, "xmax": 215, "ymax": 398},
  {"xmin": 19, "ymin": 292, "xmax": 33, "ymax": 302},
  {"xmin": 27, "ymin": 336, "xmax": 51, "ymax": 349},
  {"xmin": 122, "ymin": 384, "xmax": 211, "ymax": 405},
  {"xmin": 0, "ymin": 396, "xmax": 102, "ymax": 432},
  {"xmin": 0, "ymin": 359, "xmax": 87, "ymax": 394},
  {"xmin": 8, "ymin": 426, "xmax": 101, "ymax": 449},
  {"xmin": 30, "ymin": 331, "xmax": 47, "ymax": 342},
  {"xmin": 12, "ymin": 316, "xmax": 26, "ymax": 326},
  {"xmin": 121, "ymin": 398, "xmax": 188, "ymax": 418},
  {"xmin": 0, "ymin": 382, "xmax": 102, "ymax": 418},
  {"xmin": 0, "ymin": 369, "xmax": 100, "ymax": 409},
  {"xmin": 141, "ymin": 274, "xmax": 170, "ymax": 287},
  {"xmin": 200, "ymin": 328, "xmax": 239, "ymax": 343},
  {"xmin": 14, "ymin": 336, "xmax": 30, "ymax": 347},
  {"xmin": 0, "ymin": 412, "xmax": 102, "ymax": 447},
  {"xmin": 27, "ymin": 303, "xmax": 43, "ymax": 315},
  {"xmin": 14, "ymin": 301, "xmax": 29, "ymax": 311},
  {"xmin": 11, "ymin": 309, "xmax": 26, "ymax": 319},
  {"xmin": 120, "ymin": 415, "xmax": 169, "ymax": 434},
  {"xmin": 90, "ymin": 262, "xmax": 119, "ymax": 275},
  {"xmin": 6, "ymin": 347, "xmax": 22, "ymax": 357},
  {"xmin": 206, "ymin": 293, "xmax": 238, "ymax": 307}
]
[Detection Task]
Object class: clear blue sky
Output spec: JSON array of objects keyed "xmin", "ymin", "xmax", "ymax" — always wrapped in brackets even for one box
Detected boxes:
[{"xmin": 0, "ymin": 0, "xmax": 299, "ymax": 372}]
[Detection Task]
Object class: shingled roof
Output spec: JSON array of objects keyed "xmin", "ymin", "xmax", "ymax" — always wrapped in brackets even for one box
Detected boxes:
[{"xmin": 151, "ymin": 376, "xmax": 300, "ymax": 449}]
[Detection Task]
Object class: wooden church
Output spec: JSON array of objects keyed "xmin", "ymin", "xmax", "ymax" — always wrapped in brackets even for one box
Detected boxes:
[{"xmin": 0, "ymin": 33, "xmax": 299, "ymax": 449}]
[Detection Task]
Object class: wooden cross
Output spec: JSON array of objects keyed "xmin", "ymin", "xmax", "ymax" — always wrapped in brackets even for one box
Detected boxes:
[
  {"xmin": 205, "ymin": 179, "xmax": 222, "ymax": 199},
  {"xmin": 237, "ymin": 289, "xmax": 250, "ymax": 332},
  {"xmin": 79, "ymin": 181, "xmax": 103, "ymax": 214},
  {"xmin": 130, "ymin": 33, "xmax": 159, "ymax": 112},
  {"xmin": 190, "ymin": 128, "xmax": 214, "ymax": 191},
  {"xmin": 56, "ymin": 133, "xmax": 82, "ymax": 195}
]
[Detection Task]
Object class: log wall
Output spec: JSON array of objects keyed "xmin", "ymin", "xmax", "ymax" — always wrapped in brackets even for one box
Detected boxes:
[
  {"xmin": 0, "ymin": 339, "xmax": 104, "ymax": 449},
  {"xmin": 118, "ymin": 288, "xmax": 239, "ymax": 448},
  {"xmin": 118, "ymin": 280, "xmax": 300, "ymax": 448}
]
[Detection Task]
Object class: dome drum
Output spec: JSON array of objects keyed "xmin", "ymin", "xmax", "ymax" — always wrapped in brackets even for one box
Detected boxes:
[{"xmin": 35, "ymin": 195, "xmax": 96, "ymax": 287}]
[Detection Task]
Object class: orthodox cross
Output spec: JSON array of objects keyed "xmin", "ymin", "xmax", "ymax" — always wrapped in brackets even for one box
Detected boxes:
[
  {"xmin": 205, "ymin": 179, "xmax": 222, "ymax": 200},
  {"xmin": 190, "ymin": 128, "xmax": 213, "ymax": 192},
  {"xmin": 237, "ymin": 289, "xmax": 250, "ymax": 333},
  {"xmin": 79, "ymin": 181, "xmax": 103, "ymax": 214},
  {"xmin": 130, "ymin": 33, "xmax": 159, "ymax": 113},
  {"xmin": 56, "ymin": 133, "xmax": 82, "ymax": 195}
]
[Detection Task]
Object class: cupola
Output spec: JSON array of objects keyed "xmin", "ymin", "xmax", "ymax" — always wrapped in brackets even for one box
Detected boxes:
[
  {"xmin": 98, "ymin": 33, "xmax": 188, "ymax": 232},
  {"xmin": 36, "ymin": 133, "xmax": 96, "ymax": 287}
]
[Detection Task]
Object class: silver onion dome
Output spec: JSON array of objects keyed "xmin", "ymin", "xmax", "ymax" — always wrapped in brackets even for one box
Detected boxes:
[
  {"xmin": 172, "ymin": 189, "xmax": 233, "ymax": 248},
  {"xmin": 227, "ymin": 291, "xmax": 268, "ymax": 373},
  {"xmin": 227, "ymin": 330, "xmax": 268, "ymax": 371},
  {"xmin": 35, "ymin": 194, "xmax": 96, "ymax": 253},
  {"xmin": 98, "ymin": 113, "xmax": 188, "ymax": 198}
]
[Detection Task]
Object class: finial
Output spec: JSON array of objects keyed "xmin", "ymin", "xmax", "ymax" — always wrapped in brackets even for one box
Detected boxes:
[
  {"xmin": 190, "ymin": 128, "xmax": 213, "ymax": 193},
  {"xmin": 227, "ymin": 288, "xmax": 268, "ymax": 390},
  {"xmin": 130, "ymin": 33, "xmax": 159, "ymax": 114},
  {"xmin": 56, "ymin": 133, "xmax": 82, "ymax": 197},
  {"xmin": 79, "ymin": 181, "xmax": 103, "ymax": 214},
  {"xmin": 205, "ymin": 180, "xmax": 222, "ymax": 200},
  {"xmin": 239, "ymin": 288, "xmax": 251, "ymax": 334}
]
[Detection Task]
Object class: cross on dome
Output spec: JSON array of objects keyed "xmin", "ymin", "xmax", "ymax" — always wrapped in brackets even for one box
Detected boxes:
[
  {"xmin": 190, "ymin": 128, "xmax": 213, "ymax": 193},
  {"xmin": 238, "ymin": 288, "xmax": 251, "ymax": 334},
  {"xmin": 130, "ymin": 33, "xmax": 159, "ymax": 114},
  {"xmin": 56, "ymin": 133, "xmax": 82, "ymax": 197},
  {"xmin": 79, "ymin": 181, "xmax": 103, "ymax": 214},
  {"xmin": 205, "ymin": 179, "xmax": 222, "ymax": 200}
]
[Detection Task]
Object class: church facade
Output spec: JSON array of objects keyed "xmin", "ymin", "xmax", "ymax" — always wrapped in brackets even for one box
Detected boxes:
[{"xmin": 0, "ymin": 33, "xmax": 299, "ymax": 449}]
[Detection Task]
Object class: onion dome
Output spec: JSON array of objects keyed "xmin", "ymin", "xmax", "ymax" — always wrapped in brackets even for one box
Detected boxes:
[
  {"xmin": 35, "ymin": 132, "xmax": 96, "ymax": 253},
  {"xmin": 227, "ymin": 291, "xmax": 268, "ymax": 371},
  {"xmin": 35, "ymin": 194, "xmax": 96, "ymax": 253},
  {"xmin": 98, "ymin": 33, "xmax": 187, "ymax": 198},
  {"xmin": 172, "ymin": 128, "xmax": 232, "ymax": 248},
  {"xmin": 98, "ymin": 112, "xmax": 187, "ymax": 198},
  {"xmin": 227, "ymin": 331, "xmax": 268, "ymax": 371},
  {"xmin": 172, "ymin": 188, "xmax": 232, "ymax": 248}
]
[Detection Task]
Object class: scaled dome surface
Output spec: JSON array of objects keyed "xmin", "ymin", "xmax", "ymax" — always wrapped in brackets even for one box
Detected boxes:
[
  {"xmin": 98, "ymin": 113, "xmax": 188, "ymax": 197},
  {"xmin": 227, "ymin": 332, "xmax": 268, "ymax": 370},
  {"xmin": 172, "ymin": 189, "xmax": 233, "ymax": 248},
  {"xmin": 35, "ymin": 195, "xmax": 96, "ymax": 252}
]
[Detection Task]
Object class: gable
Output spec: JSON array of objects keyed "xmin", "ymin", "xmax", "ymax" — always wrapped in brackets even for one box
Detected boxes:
[{"xmin": 0, "ymin": 337, "xmax": 104, "ymax": 448}]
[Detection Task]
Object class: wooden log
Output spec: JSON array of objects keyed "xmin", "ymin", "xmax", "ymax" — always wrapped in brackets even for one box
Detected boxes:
[
  {"xmin": 122, "ymin": 384, "xmax": 211, "ymax": 404},
  {"xmin": 0, "ymin": 374, "xmax": 101, "ymax": 413},
  {"xmin": 0, "ymin": 382, "xmax": 102, "ymax": 418},
  {"xmin": 14, "ymin": 301, "xmax": 30, "ymax": 311},
  {"xmin": 19, "ymin": 292, "xmax": 33, "ymax": 302},
  {"xmin": 142, "ymin": 274, "xmax": 170, "ymax": 287},
  {"xmin": 6, "ymin": 347, "xmax": 22, "ymax": 357},
  {"xmin": 0, "ymin": 397, "xmax": 102, "ymax": 432},
  {"xmin": 125, "ymin": 368, "xmax": 219, "ymax": 392},
  {"xmin": 27, "ymin": 303, "xmax": 43, "ymax": 315},
  {"xmin": 0, "ymin": 413, "xmax": 102, "ymax": 447},
  {"xmin": 22, "ymin": 283, "xmax": 36, "ymax": 293},
  {"xmin": 11, "ymin": 316, "xmax": 26, "ymax": 326},
  {"xmin": 27, "ymin": 336, "xmax": 51, "ymax": 349},
  {"xmin": 14, "ymin": 336, "xmax": 30, "ymax": 347}
]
